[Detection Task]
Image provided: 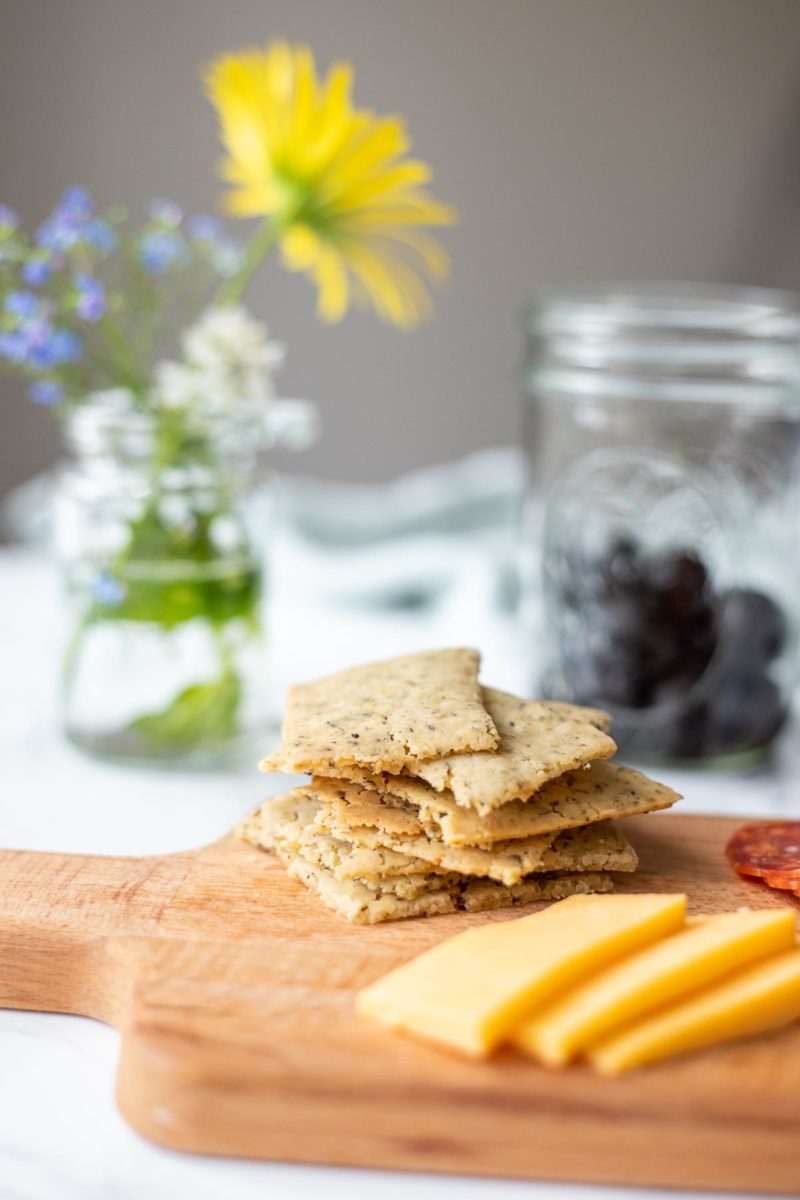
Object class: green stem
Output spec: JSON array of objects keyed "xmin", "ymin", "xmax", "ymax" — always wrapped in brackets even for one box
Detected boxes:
[
  {"xmin": 98, "ymin": 310, "xmax": 148, "ymax": 390},
  {"xmin": 61, "ymin": 607, "xmax": 91, "ymax": 701},
  {"xmin": 216, "ymin": 216, "xmax": 282, "ymax": 307}
]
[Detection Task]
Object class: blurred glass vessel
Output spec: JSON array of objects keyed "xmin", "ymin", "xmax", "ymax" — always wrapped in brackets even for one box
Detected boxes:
[
  {"xmin": 521, "ymin": 283, "xmax": 800, "ymax": 764},
  {"xmin": 56, "ymin": 389, "xmax": 316, "ymax": 766}
]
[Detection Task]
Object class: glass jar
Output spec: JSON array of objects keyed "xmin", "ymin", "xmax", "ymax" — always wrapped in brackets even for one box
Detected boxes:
[
  {"xmin": 54, "ymin": 390, "xmax": 315, "ymax": 766},
  {"xmin": 521, "ymin": 283, "xmax": 800, "ymax": 764}
]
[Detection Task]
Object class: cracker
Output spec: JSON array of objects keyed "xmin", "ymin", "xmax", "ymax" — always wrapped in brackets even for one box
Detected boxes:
[
  {"xmin": 409, "ymin": 689, "xmax": 616, "ymax": 810},
  {"xmin": 304, "ymin": 829, "xmax": 432, "ymax": 881},
  {"xmin": 238, "ymin": 789, "xmax": 617, "ymax": 921},
  {"xmin": 241, "ymin": 795, "xmax": 454, "ymax": 902},
  {"xmin": 260, "ymin": 648, "xmax": 498, "ymax": 776},
  {"xmin": 536, "ymin": 700, "xmax": 613, "ymax": 732},
  {"xmin": 279, "ymin": 853, "xmax": 614, "ymax": 924},
  {"xmin": 412, "ymin": 762, "xmax": 678, "ymax": 844},
  {"xmin": 318, "ymin": 761, "xmax": 679, "ymax": 847},
  {"xmin": 286, "ymin": 856, "xmax": 458, "ymax": 923},
  {"xmin": 318, "ymin": 808, "xmax": 637, "ymax": 885},
  {"xmin": 322, "ymin": 688, "xmax": 616, "ymax": 812},
  {"xmin": 340, "ymin": 868, "xmax": 458, "ymax": 902},
  {"xmin": 461, "ymin": 872, "xmax": 614, "ymax": 913},
  {"xmin": 239, "ymin": 789, "xmax": 433, "ymax": 879}
]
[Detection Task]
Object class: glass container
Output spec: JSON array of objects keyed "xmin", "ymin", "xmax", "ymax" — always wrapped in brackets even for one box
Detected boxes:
[
  {"xmin": 521, "ymin": 283, "xmax": 800, "ymax": 764},
  {"xmin": 54, "ymin": 389, "xmax": 315, "ymax": 766}
]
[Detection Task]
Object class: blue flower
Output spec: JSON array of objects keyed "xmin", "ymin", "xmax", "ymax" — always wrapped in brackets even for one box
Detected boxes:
[
  {"xmin": 148, "ymin": 199, "xmax": 183, "ymax": 227},
  {"xmin": 35, "ymin": 188, "xmax": 100, "ymax": 255},
  {"xmin": 0, "ymin": 330, "xmax": 28, "ymax": 363},
  {"xmin": 0, "ymin": 205, "xmax": 19, "ymax": 230},
  {"xmin": 91, "ymin": 571, "xmax": 126, "ymax": 607},
  {"xmin": 48, "ymin": 327, "xmax": 82, "ymax": 364},
  {"xmin": 5, "ymin": 291, "xmax": 40, "ymax": 320},
  {"xmin": 60, "ymin": 186, "xmax": 94, "ymax": 220},
  {"xmin": 22, "ymin": 255, "xmax": 54, "ymax": 287},
  {"xmin": 36, "ymin": 215, "xmax": 81, "ymax": 254},
  {"xmin": 85, "ymin": 219, "xmax": 117, "ymax": 255},
  {"xmin": 23, "ymin": 316, "xmax": 51, "ymax": 344},
  {"xmin": 29, "ymin": 379, "xmax": 64, "ymax": 406},
  {"xmin": 138, "ymin": 228, "xmax": 187, "ymax": 275},
  {"xmin": 74, "ymin": 273, "xmax": 106, "ymax": 321},
  {"xmin": 187, "ymin": 215, "xmax": 221, "ymax": 242},
  {"xmin": 29, "ymin": 326, "xmax": 82, "ymax": 368}
]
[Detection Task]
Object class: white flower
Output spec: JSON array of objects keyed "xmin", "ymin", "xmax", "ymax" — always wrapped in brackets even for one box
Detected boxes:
[
  {"xmin": 153, "ymin": 305, "xmax": 284, "ymax": 416},
  {"xmin": 154, "ymin": 361, "xmax": 203, "ymax": 410},
  {"xmin": 182, "ymin": 305, "xmax": 285, "ymax": 375},
  {"xmin": 91, "ymin": 386, "xmax": 138, "ymax": 413}
]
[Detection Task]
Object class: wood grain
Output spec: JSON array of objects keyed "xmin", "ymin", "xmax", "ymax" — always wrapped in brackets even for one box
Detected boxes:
[{"xmin": 1, "ymin": 811, "xmax": 799, "ymax": 1193}]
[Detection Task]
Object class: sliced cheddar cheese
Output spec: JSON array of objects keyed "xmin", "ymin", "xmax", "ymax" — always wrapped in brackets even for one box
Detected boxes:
[
  {"xmin": 513, "ymin": 907, "xmax": 796, "ymax": 1065},
  {"xmin": 356, "ymin": 893, "xmax": 686, "ymax": 1056},
  {"xmin": 589, "ymin": 945, "xmax": 800, "ymax": 1074}
]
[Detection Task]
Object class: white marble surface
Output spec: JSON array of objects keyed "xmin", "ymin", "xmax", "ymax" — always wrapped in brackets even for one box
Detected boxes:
[{"xmin": 1, "ymin": 547, "xmax": 798, "ymax": 1200}]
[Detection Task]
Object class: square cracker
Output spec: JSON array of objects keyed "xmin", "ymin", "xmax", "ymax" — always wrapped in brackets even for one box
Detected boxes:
[
  {"xmin": 317, "ymin": 804, "xmax": 638, "ymax": 885},
  {"xmin": 242, "ymin": 782, "xmax": 563, "ymax": 888},
  {"xmin": 237, "ymin": 790, "xmax": 616, "ymax": 921},
  {"xmin": 260, "ymin": 648, "xmax": 497, "ymax": 775},
  {"xmin": 460, "ymin": 872, "xmax": 614, "ymax": 914},
  {"xmin": 410, "ymin": 690, "xmax": 615, "ymax": 810},
  {"xmin": 400, "ymin": 762, "xmax": 679, "ymax": 845},
  {"xmin": 278, "ymin": 852, "xmax": 614, "ymax": 923},
  {"xmin": 318, "ymin": 760, "xmax": 679, "ymax": 847},
  {"xmin": 238, "ymin": 790, "xmax": 430, "ymax": 879},
  {"xmin": 322, "ymin": 688, "xmax": 616, "ymax": 813}
]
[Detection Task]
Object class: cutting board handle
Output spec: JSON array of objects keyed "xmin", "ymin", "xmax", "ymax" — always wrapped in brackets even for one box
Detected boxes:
[{"xmin": 0, "ymin": 846, "xmax": 178, "ymax": 1025}]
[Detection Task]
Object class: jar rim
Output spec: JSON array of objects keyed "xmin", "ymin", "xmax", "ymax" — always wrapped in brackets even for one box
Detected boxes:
[
  {"xmin": 526, "ymin": 282, "xmax": 800, "ymax": 338},
  {"xmin": 523, "ymin": 282, "xmax": 800, "ymax": 406}
]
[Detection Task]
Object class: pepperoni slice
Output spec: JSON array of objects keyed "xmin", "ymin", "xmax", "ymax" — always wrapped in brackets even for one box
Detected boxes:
[
  {"xmin": 760, "ymin": 872, "xmax": 800, "ymax": 893},
  {"xmin": 762, "ymin": 864, "xmax": 800, "ymax": 888},
  {"xmin": 726, "ymin": 822, "xmax": 800, "ymax": 881}
]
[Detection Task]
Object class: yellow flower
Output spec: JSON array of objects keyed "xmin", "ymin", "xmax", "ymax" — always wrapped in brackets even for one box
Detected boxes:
[{"xmin": 205, "ymin": 41, "xmax": 456, "ymax": 328}]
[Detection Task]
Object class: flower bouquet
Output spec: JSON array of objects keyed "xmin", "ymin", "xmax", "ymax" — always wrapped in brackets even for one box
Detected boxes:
[{"xmin": 0, "ymin": 41, "xmax": 454, "ymax": 764}]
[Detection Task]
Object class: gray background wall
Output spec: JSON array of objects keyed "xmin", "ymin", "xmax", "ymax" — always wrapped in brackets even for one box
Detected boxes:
[{"xmin": 3, "ymin": 0, "xmax": 800, "ymax": 498}]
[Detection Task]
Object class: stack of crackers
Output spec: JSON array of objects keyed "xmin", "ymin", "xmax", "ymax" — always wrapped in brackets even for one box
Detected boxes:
[{"xmin": 240, "ymin": 649, "xmax": 680, "ymax": 923}]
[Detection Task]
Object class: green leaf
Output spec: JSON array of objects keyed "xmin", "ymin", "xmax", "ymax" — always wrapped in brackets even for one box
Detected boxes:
[
  {"xmin": 92, "ymin": 504, "xmax": 262, "ymax": 630},
  {"xmin": 126, "ymin": 669, "xmax": 242, "ymax": 749}
]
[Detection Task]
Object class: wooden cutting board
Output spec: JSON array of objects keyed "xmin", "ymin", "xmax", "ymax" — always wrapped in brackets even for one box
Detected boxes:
[{"xmin": 1, "ymin": 811, "xmax": 799, "ymax": 1194}]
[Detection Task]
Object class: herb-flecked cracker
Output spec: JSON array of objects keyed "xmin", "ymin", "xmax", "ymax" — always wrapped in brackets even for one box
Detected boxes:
[
  {"xmin": 260, "ymin": 648, "xmax": 498, "ymax": 775},
  {"xmin": 384, "ymin": 761, "xmax": 680, "ymax": 845},
  {"xmin": 239, "ymin": 789, "xmax": 440, "ymax": 880},
  {"xmin": 324, "ymin": 761, "xmax": 679, "ymax": 846},
  {"xmin": 317, "ymin": 800, "xmax": 638, "ymax": 885},
  {"xmin": 460, "ymin": 871, "xmax": 613, "ymax": 913},
  {"xmin": 276, "ymin": 852, "xmax": 614, "ymax": 923},
  {"xmin": 237, "ymin": 788, "xmax": 617, "ymax": 921},
  {"xmin": 318, "ymin": 689, "xmax": 615, "ymax": 810},
  {"xmin": 408, "ymin": 688, "xmax": 616, "ymax": 811}
]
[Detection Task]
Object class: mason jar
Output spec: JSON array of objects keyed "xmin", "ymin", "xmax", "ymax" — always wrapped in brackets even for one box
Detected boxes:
[
  {"xmin": 55, "ymin": 389, "xmax": 316, "ymax": 766},
  {"xmin": 521, "ymin": 283, "xmax": 800, "ymax": 764}
]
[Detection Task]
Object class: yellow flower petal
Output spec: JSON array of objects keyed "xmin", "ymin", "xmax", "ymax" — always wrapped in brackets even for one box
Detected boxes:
[
  {"xmin": 314, "ymin": 244, "xmax": 350, "ymax": 323},
  {"xmin": 206, "ymin": 40, "xmax": 457, "ymax": 327},
  {"xmin": 346, "ymin": 242, "xmax": 432, "ymax": 329},
  {"xmin": 371, "ymin": 229, "xmax": 450, "ymax": 279},
  {"xmin": 280, "ymin": 224, "xmax": 320, "ymax": 270}
]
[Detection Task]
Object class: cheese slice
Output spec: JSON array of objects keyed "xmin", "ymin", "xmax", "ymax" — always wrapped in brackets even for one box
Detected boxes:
[
  {"xmin": 513, "ymin": 907, "xmax": 797, "ymax": 1065},
  {"xmin": 590, "ymin": 945, "xmax": 800, "ymax": 1074},
  {"xmin": 356, "ymin": 893, "xmax": 686, "ymax": 1056}
]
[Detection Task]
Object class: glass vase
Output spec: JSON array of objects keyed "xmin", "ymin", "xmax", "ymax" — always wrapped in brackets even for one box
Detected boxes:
[{"xmin": 54, "ymin": 390, "xmax": 306, "ymax": 766}]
